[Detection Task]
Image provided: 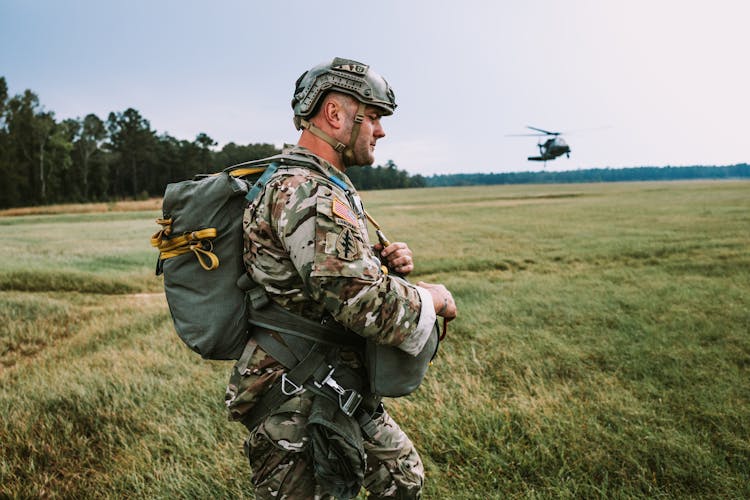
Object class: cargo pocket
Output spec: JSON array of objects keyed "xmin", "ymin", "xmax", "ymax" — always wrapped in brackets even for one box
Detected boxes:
[
  {"xmin": 254, "ymin": 394, "xmax": 314, "ymax": 453},
  {"xmin": 244, "ymin": 393, "xmax": 316, "ymax": 495}
]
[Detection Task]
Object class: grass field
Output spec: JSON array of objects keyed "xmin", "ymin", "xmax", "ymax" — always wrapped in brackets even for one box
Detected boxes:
[{"xmin": 1, "ymin": 180, "xmax": 748, "ymax": 498}]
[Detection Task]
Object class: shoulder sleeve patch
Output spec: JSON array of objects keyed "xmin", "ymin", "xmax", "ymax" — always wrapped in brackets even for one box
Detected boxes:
[
  {"xmin": 332, "ymin": 196, "xmax": 359, "ymax": 227},
  {"xmin": 312, "ymin": 194, "xmax": 380, "ymax": 279},
  {"xmin": 335, "ymin": 227, "xmax": 361, "ymax": 261}
]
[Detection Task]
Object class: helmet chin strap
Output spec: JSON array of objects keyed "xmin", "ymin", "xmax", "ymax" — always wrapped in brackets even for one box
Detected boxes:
[{"xmin": 295, "ymin": 102, "xmax": 367, "ymax": 167}]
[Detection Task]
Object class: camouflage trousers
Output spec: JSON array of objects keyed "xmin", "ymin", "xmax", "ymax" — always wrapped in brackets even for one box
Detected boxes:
[{"xmin": 243, "ymin": 391, "xmax": 424, "ymax": 499}]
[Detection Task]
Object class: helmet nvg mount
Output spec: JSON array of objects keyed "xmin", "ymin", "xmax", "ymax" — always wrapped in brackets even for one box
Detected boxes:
[{"xmin": 292, "ymin": 57, "xmax": 397, "ymax": 165}]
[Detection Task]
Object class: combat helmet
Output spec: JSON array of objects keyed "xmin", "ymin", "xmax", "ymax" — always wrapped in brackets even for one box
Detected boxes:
[{"xmin": 292, "ymin": 57, "xmax": 396, "ymax": 165}]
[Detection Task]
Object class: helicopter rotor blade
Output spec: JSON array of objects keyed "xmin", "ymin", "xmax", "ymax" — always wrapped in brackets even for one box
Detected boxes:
[
  {"xmin": 505, "ymin": 133, "xmax": 549, "ymax": 137},
  {"xmin": 526, "ymin": 126, "xmax": 560, "ymax": 136}
]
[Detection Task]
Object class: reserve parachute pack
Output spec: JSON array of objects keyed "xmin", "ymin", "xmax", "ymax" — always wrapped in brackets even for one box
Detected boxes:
[{"xmin": 150, "ymin": 154, "xmax": 314, "ymax": 360}]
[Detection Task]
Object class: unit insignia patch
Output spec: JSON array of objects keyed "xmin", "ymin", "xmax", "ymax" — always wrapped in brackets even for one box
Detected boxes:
[{"xmin": 335, "ymin": 227, "xmax": 360, "ymax": 261}]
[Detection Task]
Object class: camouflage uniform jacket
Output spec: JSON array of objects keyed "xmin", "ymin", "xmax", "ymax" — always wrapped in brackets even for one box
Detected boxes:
[{"xmin": 229, "ymin": 146, "xmax": 435, "ymax": 416}]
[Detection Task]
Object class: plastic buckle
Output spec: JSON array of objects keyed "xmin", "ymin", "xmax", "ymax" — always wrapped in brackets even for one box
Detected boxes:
[{"xmin": 281, "ymin": 373, "xmax": 304, "ymax": 396}]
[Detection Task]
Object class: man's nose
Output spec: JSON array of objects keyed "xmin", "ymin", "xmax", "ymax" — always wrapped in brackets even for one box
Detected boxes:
[{"xmin": 374, "ymin": 122, "xmax": 386, "ymax": 139}]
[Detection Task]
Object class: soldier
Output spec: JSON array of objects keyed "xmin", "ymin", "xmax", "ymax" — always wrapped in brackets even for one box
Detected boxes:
[{"xmin": 225, "ymin": 58, "xmax": 457, "ymax": 499}]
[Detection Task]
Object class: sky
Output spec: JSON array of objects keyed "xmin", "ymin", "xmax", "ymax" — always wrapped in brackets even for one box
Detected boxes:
[{"xmin": 1, "ymin": 0, "xmax": 748, "ymax": 176}]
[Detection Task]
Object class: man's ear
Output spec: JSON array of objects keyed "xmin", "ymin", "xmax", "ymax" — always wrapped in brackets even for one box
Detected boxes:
[{"xmin": 322, "ymin": 98, "xmax": 345, "ymax": 130}]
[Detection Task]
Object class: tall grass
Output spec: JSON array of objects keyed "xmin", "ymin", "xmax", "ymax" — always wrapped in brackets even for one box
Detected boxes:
[
  {"xmin": 0, "ymin": 211, "xmax": 162, "ymax": 294},
  {"xmin": 1, "ymin": 181, "xmax": 748, "ymax": 498}
]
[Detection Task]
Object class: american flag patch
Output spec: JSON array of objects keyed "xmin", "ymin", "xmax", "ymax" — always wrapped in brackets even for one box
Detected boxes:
[{"xmin": 332, "ymin": 196, "xmax": 358, "ymax": 227}]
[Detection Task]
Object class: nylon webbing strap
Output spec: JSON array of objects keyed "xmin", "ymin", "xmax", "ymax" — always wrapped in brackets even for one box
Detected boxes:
[
  {"xmin": 252, "ymin": 326, "xmax": 337, "ymax": 388},
  {"xmin": 245, "ymin": 162, "xmax": 280, "ymax": 202},
  {"xmin": 253, "ymin": 328, "xmax": 301, "ymax": 369},
  {"xmin": 343, "ymin": 101, "xmax": 366, "ymax": 166},
  {"xmin": 235, "ymin": 338, "xmax": 258, "ymax": 376},
  {"xmin": 228, "ymin": 166, "xmax": 266, "ymax": 178},
  {"xmin": 224, "ymin": 153, "xmax": 321, "ymax": 173},
  {"xmin": 248, "ymin": 301, "xmax": 363, "ymax": 348},
  {"xmin": 296, "ymin": 118, "xmax": 347, "ymax": 152},
  {"xmin": 241, "ymin": 316, "xmax": 382, "ymax": 434},
  {"xmin": 150, "ymin": 227, "xmax": 220, "ymax": 271},
  {"xmin": 239, "ymin": 337, "xmax": 329, "ymax": 431}
]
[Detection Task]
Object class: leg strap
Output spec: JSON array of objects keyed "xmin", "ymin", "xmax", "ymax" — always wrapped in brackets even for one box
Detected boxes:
[
  {"xmin": 240, "ymin": 327, "xmax": 381, "ymax": 433},
  {"xmin": 239, "ymin": 335, "xmax": 329, "ymax": 431}
]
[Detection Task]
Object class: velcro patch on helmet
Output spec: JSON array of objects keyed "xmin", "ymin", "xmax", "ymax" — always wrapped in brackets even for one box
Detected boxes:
[{"xmin": 332, "ymin": 58, "xmax": 368, "ymax": 75}]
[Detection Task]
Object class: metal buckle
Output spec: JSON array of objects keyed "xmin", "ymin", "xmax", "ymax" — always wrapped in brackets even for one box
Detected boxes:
[
  {"xmin": 315, "ymin": 366, "xmax": 363, "ymax": 417},
  {"xmin": 314, "ymin": 366, "xmax": 336, "ymax": 391},
  {"xmin": 281, "ymin": 373, "xmax": 304, "ymax": 396},
  {"xmin": 338, "ymin": 389, "xmax": 363, "ymax": 417}
]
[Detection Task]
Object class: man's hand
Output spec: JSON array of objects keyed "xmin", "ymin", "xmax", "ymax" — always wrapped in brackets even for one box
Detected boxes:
[
  {"xmin": 375, "ymin": 241, "xmax": 414, "ymax": 275},
  {"xmin": 417, "ymin": 281, "xmax": 457, "ymax": 321}
]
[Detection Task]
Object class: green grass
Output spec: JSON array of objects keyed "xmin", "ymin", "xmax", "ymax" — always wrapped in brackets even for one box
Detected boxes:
[
  {"xmin": 1, "ymin": 180, "xmax": 748, "ymax": 498},
  {"xmin": 0, "ymin": 211, "xmax": 163, "ymax": 294}
]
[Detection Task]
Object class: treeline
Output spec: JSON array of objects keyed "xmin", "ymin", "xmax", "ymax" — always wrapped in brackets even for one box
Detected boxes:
[
  {"xmin": 426, "ymin": 164, "xmax": 750, "ymax": 187},
  {"xmin": 4, "ymin": 77, "xmax": 744, "ymax": 209},
  {"xmin": 0, "ymin": 77, "xmax": 421, "ymax": 209},
  {"xmin": 346, "ymin": 160, "xmax": 426, "ymax": 190}
]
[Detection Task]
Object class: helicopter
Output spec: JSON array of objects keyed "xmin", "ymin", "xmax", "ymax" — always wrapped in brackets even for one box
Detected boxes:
[{"xmin": 508, "ymin": 126, "xmax": 571, "ymax": 162}]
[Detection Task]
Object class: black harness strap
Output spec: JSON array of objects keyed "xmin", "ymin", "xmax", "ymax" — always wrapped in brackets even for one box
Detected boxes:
[
  {"xmin": 240, "ymin": 325, "xmax": 383, "ymax": 435},
  {"xmin": 239, "ymin": 334, "xmax": 330, "ymax": 432},
  {"xmin": 248, "ymin": 301, "xmax": 364, "ymax": 348},
  {"xmin": 253, "ymin": 327, "xmax": 301, "ymax": 369}
]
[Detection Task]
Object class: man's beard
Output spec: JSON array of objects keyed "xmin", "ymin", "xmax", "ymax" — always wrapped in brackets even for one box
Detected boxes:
[{"xmin": 344, "ymin": 138, "xmax": 375, "ymax": 167}]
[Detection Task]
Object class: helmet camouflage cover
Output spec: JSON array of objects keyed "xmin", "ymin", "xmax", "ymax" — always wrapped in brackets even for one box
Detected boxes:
[{"xmin": 292, "ymin": 57, "xmax": 397, "ymax": 125}]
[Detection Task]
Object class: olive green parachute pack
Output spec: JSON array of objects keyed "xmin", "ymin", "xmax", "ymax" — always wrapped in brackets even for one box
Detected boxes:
[
  {"xmin": 151, "ymin": 153, "xmax": 438, "ymax": 400},
  {"xmin": 150, "ymin": 154, "xmax": 307, "ymax": 360}
]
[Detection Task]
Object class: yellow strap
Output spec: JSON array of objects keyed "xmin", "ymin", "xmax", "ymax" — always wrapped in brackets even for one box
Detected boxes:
[
  {"xmin": 151, "ymin": 166, "xmax": 266, "ymax": 252},
  {"xmin": 154, "ymin": 227, "xmax": 220, "ymax": 271},
  {"xmin": 228, "ymin": 166, "xmax": 267, "ymax": 178},
  {"xmin": 150, "ymin": 218, "xmax": 174, "ymax": 247},
  {"xmin": 363, "ymin": 210, "xmax": 381, "ymax": 229},
  {"xmin": 159, "ymin": 246, "xmax": 192, "ymax": 260},
  {"xmin": 159, "ymin": 244, "xmax": 220, "ymax": 271},
  {"xmin": 150, "ymin": 231, "xmax": 164, "ymax": 248},
  {"xmin": 155, "ymin": 228, "xmax": 217, "ymax": 252},
  {"xmin": 191, "ymin": 244, "xmax": 220, "ymax": 271}
]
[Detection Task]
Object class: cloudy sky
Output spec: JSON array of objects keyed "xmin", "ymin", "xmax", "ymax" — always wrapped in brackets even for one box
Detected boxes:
[{"xmin": 1, "ymin": 0, "xmax": 748, "ymax": 175}]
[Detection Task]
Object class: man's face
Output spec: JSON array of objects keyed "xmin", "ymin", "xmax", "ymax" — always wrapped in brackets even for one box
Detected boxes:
[{"xmin": 349, "ymin": 106, "xmax": 386, "ymax": 166}]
